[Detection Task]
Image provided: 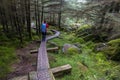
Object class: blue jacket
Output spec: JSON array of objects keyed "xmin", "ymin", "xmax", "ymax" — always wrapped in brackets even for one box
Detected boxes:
[{"xmin": 41, "ymin": 23, "xmax": 46, "ymax": 32}]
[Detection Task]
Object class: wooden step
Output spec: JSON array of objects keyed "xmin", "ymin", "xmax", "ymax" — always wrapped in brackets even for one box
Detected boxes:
[
  {"xmin": 30, "ymin": 47, "xmax": 59, "ymax": 54},
  {"xmin": 10, "ymin": 75, "xmax": 28, "ymax": 80},
  {"xmin": 51, "ymin": 64, "xmax": 72, "ymax": 77},
  {"xmin": 28, "ymin": 71, "xmax": 37, "ymax": 80},
  {"xmin": 28, "ymin": 64, "xmax": 72, "ymax": 80}
]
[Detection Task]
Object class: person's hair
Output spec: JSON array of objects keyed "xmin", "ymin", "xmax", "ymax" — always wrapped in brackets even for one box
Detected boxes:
[{"xmin": 44, "ymin": 21, "xmax": 46, "ymax": 23}]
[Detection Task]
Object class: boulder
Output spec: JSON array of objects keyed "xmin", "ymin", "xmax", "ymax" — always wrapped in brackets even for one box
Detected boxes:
[
  {"xmin": 94, "ymin": 39, "xmax": 120, "ymax": 61},
  {"xmin": 94, "ymin": 43, "xmax": 108, "ymax": 52},
  {"xmin": 103, "ymin": 39, "xmax": 120, "ymax": 61},
  {"xmin": 62, "ymin": 44, "xmax": 80, "ymax": 54}
]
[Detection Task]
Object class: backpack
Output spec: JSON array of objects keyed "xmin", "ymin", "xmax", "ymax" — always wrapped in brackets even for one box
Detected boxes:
[
  {"xmin": 41, "ymin": 23, "xmax": 46, "ymax": 32},
  {"xmin": 46, "ymin": 23, "xmax": 49, "ymax": 28}
]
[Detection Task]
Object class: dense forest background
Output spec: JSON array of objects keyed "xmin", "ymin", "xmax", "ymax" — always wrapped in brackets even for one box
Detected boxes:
[{"xmin": 0, "ymin": 0, "xmax": 120, "ymax": 80}]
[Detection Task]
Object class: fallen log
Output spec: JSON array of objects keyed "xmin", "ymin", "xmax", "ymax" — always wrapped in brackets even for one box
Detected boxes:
[{"xmin": 30, "ymin": 47, "xmax": 59, "ymax": 54}]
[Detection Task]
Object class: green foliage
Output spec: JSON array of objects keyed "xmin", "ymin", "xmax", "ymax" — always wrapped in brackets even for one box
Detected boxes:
[
  {"xmin": 103, "ymin": 39, "xmax": 120, "ymax": 60},
  {"xmin": 77, "ymin": 24, "xmax": 91, "ymax": 31},
  {"xmin": 47, "ymin": 30, "xmax": 54, "ymax": 35},
  {"xmin": 67, "ymin": 47, "xmax": 79, "ymax": 55},
  {"xmin": 0, "ymin": 31, "xmax": 31, "ymax": 78},
  {"xmin": 108, "ymin": 38, "xmax": 120, "ymax": 45},
  {"xmin": 0, "ymin": 47, "xmax": 16, "ymax": 78},
  {"xmin": 0, "ymin": 33, "xmax": 9, "ymax": 42},
  {"xmin": 49, "ymin": 32, "xmax": 120, "ymax": 80},
  {"xmin": 49, "ymin": 32, "xmax": 73, "ymax": 47},
  {"xmin": 32, "ymin": 35, "xmax": 40, "ymax": 40},
  {"xmin": 72, "ymin": 37, "xmax": 85, "ymax": 44},
  {"xmin": 85, "ymin": 41, "xmax": 95, "ymax": 49}
]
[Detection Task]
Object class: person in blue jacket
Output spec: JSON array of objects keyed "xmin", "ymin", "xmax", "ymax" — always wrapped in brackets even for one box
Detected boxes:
[{"xmin": 41, "ymin": 21, "xmax": 47, "ymax": 41}]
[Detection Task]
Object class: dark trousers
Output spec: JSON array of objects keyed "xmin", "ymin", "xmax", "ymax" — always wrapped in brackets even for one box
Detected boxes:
[{"xmin": 42, "ymin": 32, "xmax": 46, "ymax": 41}]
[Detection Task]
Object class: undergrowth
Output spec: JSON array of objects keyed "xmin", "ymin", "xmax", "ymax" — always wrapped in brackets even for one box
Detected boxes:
[
  {"xmin": 48, "ymin": 31, "xmax": 120, "ymax": 80},
  {"xmin": 0, "ymin": 30, "xmax": 39, "ymax": 78}
]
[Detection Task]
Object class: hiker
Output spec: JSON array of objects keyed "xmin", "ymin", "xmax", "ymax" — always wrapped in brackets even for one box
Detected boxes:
[
  {"xmin": 31, "ymin": 22, "xmax": 35, "ymax": 29},
  {"xmin": 41, "ymin": 21, "xmax": 47, "ymax": 41},
  {"xmin": 31, "ymin": 17, "xmax": 36, "ymax": 29}
]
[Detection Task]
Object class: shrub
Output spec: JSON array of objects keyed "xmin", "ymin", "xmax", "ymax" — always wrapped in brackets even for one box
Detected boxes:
[
  {"xmin": 77, "ymin": 24, "xmax": 91, "ymax": 31},
  {"xmin": 67, "ymin": 47, "xmax": 79, "ymax": 55},
  {"xmin": 72, "ymin": 37, "xmax": 85, "ymax": 44},
  {"xmin": 103, "ymin": 39, "xmax": 120, "ymax": 60},
  {"xmin": 0, "ymin": 47, "xmax": 16, "ymax": 78}
]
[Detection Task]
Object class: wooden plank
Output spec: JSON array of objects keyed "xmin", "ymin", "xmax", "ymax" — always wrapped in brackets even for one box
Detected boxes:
[
  {"xmin": 29, "ymin": 64, "xmax": 72, "ymax": 79},
  {"xmin": 46, "ymin": 30, "xmax": 60, "ymax": 40},
  {"xmin": 30, "ymin": 49, "xmax": 38, "ymax": 54},
  {"xmin": 30, "ymin": 47, "xmax": 59, "ymax": 54},
  {"xmin": 10, "ymin": 75, "xmax": 28, "ymax": 80},
  {"xmin": 47, "ymin": 47, "xmax": 59, "ymax": 51},
  {"xmin": 36, "ymin": 30, "xmax": 60, "ymax": 80},
  {"xmin": 37, "ymin": 41, "xmax": 52, "ymax": 80},
  {"xmin": 51, "ymin": 64, "xmax": 72, "ymax": 77}
]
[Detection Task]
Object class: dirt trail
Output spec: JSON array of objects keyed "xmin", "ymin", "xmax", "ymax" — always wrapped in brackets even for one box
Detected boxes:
[{"xmin": 7, "ymin": 41, "xmax": 39, "ymax": 79}]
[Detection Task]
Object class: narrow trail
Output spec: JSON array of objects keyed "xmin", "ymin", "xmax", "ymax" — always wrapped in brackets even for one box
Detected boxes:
[{"xmin": 36, "ymin": 30, "xmax": 60, "ymax": 80}]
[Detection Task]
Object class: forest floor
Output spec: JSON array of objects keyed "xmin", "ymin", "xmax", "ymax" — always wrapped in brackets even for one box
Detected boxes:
[
  {"xmin": 7, "ymin": 41, "xmax": 39, "ymax": 79},
  {"xmin": 6, "ymin": 30, "xmax": 120, "ymax": 80}
]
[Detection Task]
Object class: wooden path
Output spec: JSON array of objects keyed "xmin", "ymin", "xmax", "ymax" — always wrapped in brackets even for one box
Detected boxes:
[{"xmin": 36, "ymin": 30, "xmax": 60, "ymax": 80}]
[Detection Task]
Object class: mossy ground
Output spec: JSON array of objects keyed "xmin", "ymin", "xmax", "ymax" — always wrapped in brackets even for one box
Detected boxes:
[
  {"xmin": 0, "ymin": 33, "xmax": 17, "ymax": 78},
  {"xmin": 0, "ymin": 29, "xmax": 40, "ymax": 78},
  {"xmin": 48, "ymin": 31, "xmax": 120, "ymax": 80},
  {"xmin": 0, "ymin": 26, "xmax": 120, "ymax": 79}
]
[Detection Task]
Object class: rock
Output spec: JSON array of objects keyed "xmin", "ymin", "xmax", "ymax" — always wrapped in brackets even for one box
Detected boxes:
[
  {"xmin": 77, "ymin": 62, "xmax": 88, "ymax": 73},
  {"xmin": 28, "ymin": 71, "xmax": 37, "ymax": 80},
  {"xmin": 94, "ymin": 43, "xmax": 108, "ymax": 51},
  {"xmin": 74, "ymin": 43, "xmax": 82, "ymax": 48},
  {"xmin": 103, "ymin": 39, "xmax": 120, "ymax": 61},
  {"xmin": 62, "ymin": 44, "xmax": 80, "ymax": 54},
  {"xmin": 108, "ymin": 33, "xmax": 120, "ymax": 40}
]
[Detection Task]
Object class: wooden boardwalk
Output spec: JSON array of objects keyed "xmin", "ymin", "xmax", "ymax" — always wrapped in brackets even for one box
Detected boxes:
[{"xmin": 36, "ymin": 30, "xmax": 60, "ymax": 80}]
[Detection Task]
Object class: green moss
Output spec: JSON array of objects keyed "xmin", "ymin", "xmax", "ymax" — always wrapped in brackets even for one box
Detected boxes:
[
  {"xmin": 72, "ymin": 37, "xmax": 85, "ymax": 44},
  {"xmin": 49, "ymin": 31, "xmax": 120, "ymax": 80},
  {"xmin": 108, "ymin": 38, "xmax": 120, "ymax": 45},
  {"xmin": 47, "ymin": 30, "xmax": 54, "ymax": 35},
  {"xmin": 67, "ymin": 47, "xmax": 79, "ymax": 55},
  {"xmin": 0, "ymin": 47, "xmax": 17, "ymax": 78},
  {"xmin": 77, "ymin": 24, "xmax": 91, "ymax": 31},
  {"xmin": 32, "ymin": 35, "xmax": 40, "ymax": 40},
  {"xmin": 0, "ymin": 33, "xmax": 9, "ymax": 42},
  {"xmin": 103, "ymin": 39, "xmax": 120, "ymax": 60}
]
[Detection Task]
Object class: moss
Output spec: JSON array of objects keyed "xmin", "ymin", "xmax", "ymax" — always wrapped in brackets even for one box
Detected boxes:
[
  {"xmin": 0, "ymin": 33, "xmax": 9, "ymax": 42},
  {"xmin": 46, "ymin": 30, "xmax": 54, "ymax": 35},
  {"xmin": 85, "ymin": 41, "xmax": 95, "ymax": 50},
  {"xmin": 67, "ymin": 47, "xmax": 79, "ymax": 55},
  {"xmin": 108, "ymin": 38, "xmax": 120, "ymax": 45},
  {"xmin": 49, "ymin": 31, "xmax": 120, "ymax": 80},
  {"xmin": 72, "ymin": 37, "xmax": 85, "ymax": 44},
  {"xmin": 32, "ymin": 35, "xmax": 40, "ymax": 40},
  {"xmin": 77, "ymin": 24, "xmax": 91, "ymax": 31},
  {"xmin": 0, "ymin": 47, "xmax": 17, "ymax": 78},
  {"xmin": 103, "ymin": 39, "xmax": 120, "ymax": 60}
]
